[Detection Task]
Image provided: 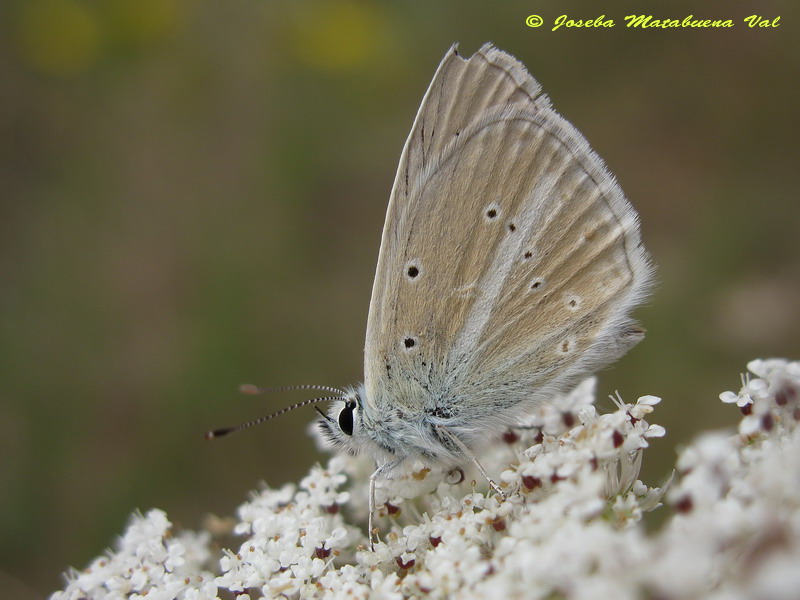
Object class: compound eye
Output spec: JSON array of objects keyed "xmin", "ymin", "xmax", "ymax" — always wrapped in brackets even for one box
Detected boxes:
[{"xmin": 338, "ymin": 401, "xmax": 355, "ymax": 436}]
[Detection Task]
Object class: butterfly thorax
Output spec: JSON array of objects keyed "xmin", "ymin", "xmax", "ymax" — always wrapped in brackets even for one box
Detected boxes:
[{"xmin": 319, "ymin": 383, "xmax": 485, "ymax": 468}]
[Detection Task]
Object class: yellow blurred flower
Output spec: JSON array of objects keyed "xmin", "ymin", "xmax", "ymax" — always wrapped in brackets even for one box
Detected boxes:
[
  {"xmin": 99, "ymin": 0, "xmax": 179, "ymax": 50},
  {"xmin": 12, "ymin": 0, "xmax": 101, "ymax": 77},
  {"xmin": 11, "ymin": 0, "xmax": 180, "ymax": 77},
  {"xmin": 288, "ymin": 0, "xmax": 388, "ymax": 72}
]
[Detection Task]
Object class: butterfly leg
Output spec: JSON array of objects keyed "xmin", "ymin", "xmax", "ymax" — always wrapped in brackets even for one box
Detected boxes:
[
  {"xmin": 437, "ymin": 425, "xmax": 506, "ymax": 500},
  {"xmin": 368, "ymin": 458, "xmax": 404, "ymax": 550}
]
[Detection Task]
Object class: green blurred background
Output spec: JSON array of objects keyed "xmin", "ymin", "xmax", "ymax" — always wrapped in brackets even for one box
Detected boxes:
[{"xmin": 2, "ymin": 0, "xmax": 798, "ymax": 594}]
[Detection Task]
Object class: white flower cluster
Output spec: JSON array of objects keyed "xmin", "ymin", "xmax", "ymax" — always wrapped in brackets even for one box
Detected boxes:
[
  {"xmin": 51, "ymin": 359, "xmax": 800, "ymax": 599},
  {"xmin": 50, "ymin": 508, "xmax": 217, "ymax": 600}
]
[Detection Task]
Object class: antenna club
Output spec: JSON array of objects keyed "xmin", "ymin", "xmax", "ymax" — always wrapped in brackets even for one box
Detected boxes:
[
  {"xmin": 206, "ymin": 428, "xmax": 233, "ymax": 440},
  {"xmin": 240, "ymin": 384, "xmax": 260, "ymax": 395}
]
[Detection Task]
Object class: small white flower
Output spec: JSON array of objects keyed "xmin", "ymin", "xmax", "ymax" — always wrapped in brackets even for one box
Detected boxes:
[{"xmin": 719, "ymin": 390, "xmax": 741, "ymax": 405}]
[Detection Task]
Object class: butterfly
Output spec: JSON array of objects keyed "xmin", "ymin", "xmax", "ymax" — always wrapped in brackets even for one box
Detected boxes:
[{"xmin": 210, "ymin": 43, "xmax": 653, "ymax": 547}]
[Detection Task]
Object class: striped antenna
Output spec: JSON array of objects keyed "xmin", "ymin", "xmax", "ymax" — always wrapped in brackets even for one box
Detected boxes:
[
  {"xmin": 205, "ymin": 395, "xmax": 342, "ymax": 440},
  {"xmin": 238, "ymin": 383, "xmax": 347, "ymax": 397}
]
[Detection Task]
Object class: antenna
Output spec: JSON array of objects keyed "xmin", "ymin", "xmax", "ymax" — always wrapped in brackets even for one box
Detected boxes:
[
  {"xmin": 238, "ymin": 383, "xmax": 347, "ymax": 397},
  {"xmin": 205, "ymin": 395, "xmax": 342, "ymax": 440}
]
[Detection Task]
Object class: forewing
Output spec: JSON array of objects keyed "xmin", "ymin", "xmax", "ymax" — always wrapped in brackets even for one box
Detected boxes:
[
  {"xmin": 387, "ymin": 43, "xmax": 550, "ymax": 207},
  {"xmin": 364, "ymin": 45, "xmax": 652, "ymax": 421}
]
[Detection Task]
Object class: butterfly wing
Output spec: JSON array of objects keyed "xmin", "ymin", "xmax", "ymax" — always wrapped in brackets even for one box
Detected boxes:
[{"xmin": 363, "ymin": 44, "xmax": 652, "ymax": 430}]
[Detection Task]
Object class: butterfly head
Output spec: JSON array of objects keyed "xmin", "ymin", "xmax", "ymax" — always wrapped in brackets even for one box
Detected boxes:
[{"xmin": 317, "ymin": 385, "xmax": 372, "ymax": 455}]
